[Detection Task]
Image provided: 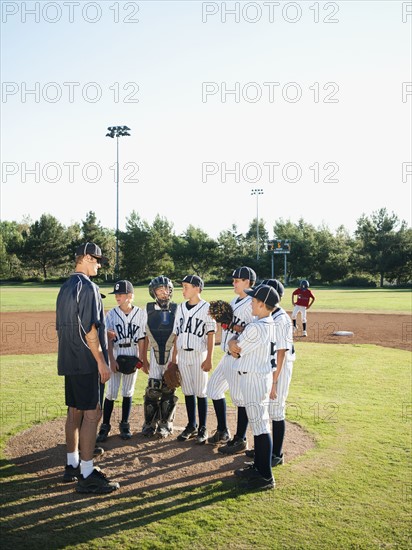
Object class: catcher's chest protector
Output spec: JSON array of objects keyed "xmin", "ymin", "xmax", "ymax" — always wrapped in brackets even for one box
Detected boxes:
[{"xmin": 146, "ymin": 302, "xmax": 177, "ymax": 365}]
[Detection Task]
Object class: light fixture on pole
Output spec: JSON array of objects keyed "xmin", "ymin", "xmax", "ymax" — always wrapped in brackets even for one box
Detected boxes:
[
  {"xmin": 106, "ymin": 125, "xmax": 131, "ymax": 278},
  {"xmin": 251, "ymin": 188, "xmax": 264, "ymax": 260}
]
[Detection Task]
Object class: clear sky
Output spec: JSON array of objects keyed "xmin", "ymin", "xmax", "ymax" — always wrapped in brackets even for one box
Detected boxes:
[{"xmin": 1, "ymin": 0, "xmax": 411, "ymax": 239}]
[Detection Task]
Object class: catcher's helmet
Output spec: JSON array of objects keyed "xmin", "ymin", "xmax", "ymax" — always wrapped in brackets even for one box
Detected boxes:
[
  {"xmin": 149, "ymin": 276, "xmax": 173, "ymax": 308},
  {"xmin": 300, "ymin": 279, "xmax": 309, "ymax": 290},
  {"xmin": 232, "ymin": 266, "xmax": 256, "ymax": 286},
  {"xmin": 261, "ymin": 279, "xmax": 284, "ymax": 299}
]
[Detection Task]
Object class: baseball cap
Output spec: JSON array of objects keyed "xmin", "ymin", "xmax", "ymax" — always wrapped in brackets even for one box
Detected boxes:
[
  {"xmin": 75, "ymin": 242, "xmax": 108, "ymax": 265},
  {"xmin": 260, "ymin": 279, "xmax": 284, "ymax": 298},
  {"xmin": 182, "ymin": 274, "xmax": 204, "ymax": 291},
  {"xmin": 109, "ymin": 280, "xmax": 134, "ymax": 294},
  {"xmin": 232, "ymin": 266, "xmax": 256, "ymax": 283},
  {"xmin": 245, "ymin": 284, "xmax": 280, "ymax": 308}
]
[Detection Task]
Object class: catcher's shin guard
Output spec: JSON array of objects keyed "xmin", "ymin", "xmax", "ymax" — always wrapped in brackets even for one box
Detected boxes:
[
  {"xmin": 157, "ymin": 394, "xmax": 178, "ymax": 436},
  {"xmin": 142, "ymin": 379, "xmax": 162, "ymax": 435}
]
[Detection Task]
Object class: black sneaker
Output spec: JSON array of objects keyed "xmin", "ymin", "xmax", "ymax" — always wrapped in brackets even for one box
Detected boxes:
[
  {"xmin": 142, "ymin": 424, "xmax": 156, "ymax": 437},
  {"xmin": 177, "ymin": 424, "xmax": 198, "ymax": 441},
  {"xmin": 62, "ymin": 464, "xmax": 80, "ymax": 482},
  {"xmin": 196, "ymin": 426, "xmax": 208, "ymax": 445},
  {"xmin": 245, "ymin": 449, "xmax": 255, "ymax": 459},
  {"xmin": 119, "ymin": 422, "xmax": 132, "ymax": 440},
  {"xmin": 218, "ymin": 436, "xmax": 247, "ymax": 455},
  {"xmin": 94, "ymin": 446, "xmax": 104, "ymax": 456},
  {"xmin": 76, "ymin": 467, "xmax": 120, "ymax": 494},
  {"xmin": 234, "ymin": 464, "xmax": 259, "ymax": 478},
  {"xmin": 272, "ymin": 454, "xmax": 284, "ymax": 467},
  {"xmin": 155, "ymin": 425, "xmax": 172, "ymax": 439},
  {"xmin": 96, "ymin": 423, "xmax": 111, "ymax": 443},
  {"xmin": 207, "ymin": 429, "xmax": 231, "ymax": 445},
  {"xmin": 239, "ymin": 475, "xmax": 275, "ymax": 491}
]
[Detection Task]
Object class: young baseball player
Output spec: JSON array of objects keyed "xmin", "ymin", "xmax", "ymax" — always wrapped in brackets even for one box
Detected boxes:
[
  {"xmin": 229, "ymin": 284, "xmax": 279, "ymax": 491},
  {"xmin": 141, "ymin": 276, "xmax": 178, "ymax": 438},
  {"xmin": 96, "ymin": 280, "xmax": 146, "ymax": 442},
  {"xmin": 291, "ymin": 279, "xmax": 315, "ymax": 336},
  {"xmin": 207, "ymin": 266, "xmax": 256, "ymax": 456},
  {"xmin": 56, "ymin": 242, "xmax": 119, "ymax": 494},
  {"xmin": 244, "ymin": 279, "xmax": 295, "ymax": 467},
  {"xmin": 171, "ymin": 275, "xmax": 216, "ymax": 445}
]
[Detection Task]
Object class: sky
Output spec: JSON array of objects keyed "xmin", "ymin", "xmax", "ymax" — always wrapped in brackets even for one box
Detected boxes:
[{"xmin": 1, "ymin": 0, "xmax": 411, "ymax": 240}]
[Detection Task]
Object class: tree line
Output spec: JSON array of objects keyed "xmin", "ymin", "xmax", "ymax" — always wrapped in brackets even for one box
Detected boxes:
[{"xmin": 0, "ymin": 208, "xmax": 411, "ymax": 287}]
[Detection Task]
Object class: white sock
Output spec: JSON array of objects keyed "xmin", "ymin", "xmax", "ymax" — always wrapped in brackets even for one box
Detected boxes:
[
  {"xmin": 67, "ymin": 451, "xmax": 79, "ymax": 468},
  {"xmin": 80, "ymin": 459, "xmax": 94, "ymax": 478}
]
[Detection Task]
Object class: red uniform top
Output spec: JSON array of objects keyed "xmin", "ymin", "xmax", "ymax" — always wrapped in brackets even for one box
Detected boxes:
[{"xmin": 292, "ymin": 288, "xmax": 315, "ymax": 308}]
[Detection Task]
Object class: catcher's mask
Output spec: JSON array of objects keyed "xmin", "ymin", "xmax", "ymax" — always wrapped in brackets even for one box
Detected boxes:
[
  {"xmin": 300, "ymin": 279, "xmax": 309, "ymax": 290},
  {"xmin": 149, "ymin": 276, "xmax": 173, "ymax": 309},
  {"xmin": 232, "ymin": 266, "xmax": 256, "ymax": 286}
]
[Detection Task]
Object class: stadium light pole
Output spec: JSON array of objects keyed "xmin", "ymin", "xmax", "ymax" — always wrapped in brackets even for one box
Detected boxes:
[
  {"xmin": 106, "ymin": 125, "xmax": 131, "ymax": 279},
  {"xmin": 251, "ymin": 189, "xmax": 264, "ymax": 260}
]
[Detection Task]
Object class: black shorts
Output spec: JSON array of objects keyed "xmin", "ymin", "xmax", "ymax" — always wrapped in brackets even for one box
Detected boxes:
[{"xmin": 65, "ymin": 372, "xmax": 103, "ymax": 411}]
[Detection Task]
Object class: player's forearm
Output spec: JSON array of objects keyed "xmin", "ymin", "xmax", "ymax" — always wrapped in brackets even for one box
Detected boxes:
[
  {"xmin": 273, "ymin": 349, "xmax": 286, "ymax": 382},
  {"xmin": 205, "ymin": 332, "xmax": 215, "ymax": 361},
  {"xmin": 138, "ymin": 339, "xmax": 145, "ymax": 360},
  {"xmin": 86, "ymin": 325, "xmax": 109, "ymax": 368}
]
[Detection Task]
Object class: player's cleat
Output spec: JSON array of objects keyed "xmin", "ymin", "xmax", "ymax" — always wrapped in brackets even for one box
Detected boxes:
[
  {"xmin": 234, "ymin": 464, "xmax": 259, "ymax": 478},
  {"xmin": 94, "ymin": 446, "xmax": 104, "ymax": 456},
  {"xmin": 177, "ymin": 424, "xmax": 198, "ymax": 441},
  {"xmin": 302, "ymin": 331, "xmax": 307, "ymax": 337},
  {"xmin": 196, "ymin": 426, "xmax": 208, "ymax": 445},
  {"xmin": 119, "ymin": 422, "xmax": 132, "ymax": 440},
  {"xmin": 155, "ymin": 425, "xmax": 172, "ymax": 438},
  {"xmin": 207, "ymin": 428, "xmax": 231, "ymax": 445},
  {"xmin": 62, "ymin": 464, "xmax": 80, "ymax": 482},
  {"xmin": 271, "ymin": 454, "xmax": 284, "ymax": 467},
  {"xmin": 245, "ymin": 449, "xmax": 255, "ymax": 458},
  {"xmin": 142, "ymin": 425, "xmax": 156, "ymax": 437},
  {"xmin": 76, "ymin": 467, "xmax": 120, "ymax": 494},
  {"xmin": 96, "ymin": 423, "xmax": 111, "ymax": 443},
  {"xmin": 218, "ymin": 435, "xmax": 247, "ymax": 455},
  {"xmin": 239, "ymin": 474, "xmax": 275, "ymax": 491}
]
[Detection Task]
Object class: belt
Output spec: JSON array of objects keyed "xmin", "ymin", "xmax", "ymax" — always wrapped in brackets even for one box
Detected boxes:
[
  {"xmin": 183, "ymin": 348, "xmax": 194, "ymax": 351},
  {"xmin": 119, "ymin": 343, "xmax": 132, "ymax": 348},
  {"xmin": 238, "ymin": 371, "xmax": 247, "ymax": 375}
]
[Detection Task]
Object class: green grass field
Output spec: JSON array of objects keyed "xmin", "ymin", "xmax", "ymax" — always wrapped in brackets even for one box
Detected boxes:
[
  {"xmin": 1, "ymin": 343, "xmax": 411, "ymax": 549},
  {"xmin": 1, "ymin": 284, "xmax": 411, "ymax": 313}
]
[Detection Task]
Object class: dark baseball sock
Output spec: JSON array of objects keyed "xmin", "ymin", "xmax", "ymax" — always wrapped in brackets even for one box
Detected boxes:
[
  {"xmin": 212, "ymin": 398, "xmax": 227, "ymax": 431},
  {"xmin": 303, "ymin": 322, "xmax": 307, "ymax": 331},
  {"xmin": 121, "ymin": 396, "xmax": 132, "ymax": 423},
  {"xmin": 235, "ymin": 406, "xmax": 248, "ymax": 440},
  {"xmin": 185, "ymin": 395, "xmax": 197, "ymax": 428},
  {"xmin": 254, "ymin": 433, "xmax": 273, "ymax": 480},
  {"xmin": 272, "ymin": 420, "xmax": 286, "ymax": 458},
  {"xmin": 197, "ymin": 396, "xmax": 208, "ymax": 428},
  {"xmin": 292, "ymin": 319, "xmax": 297, "ymax": 328},
  {"xmin": 102, "ymin": 398, "xmax": 114, "ymax": 425}
]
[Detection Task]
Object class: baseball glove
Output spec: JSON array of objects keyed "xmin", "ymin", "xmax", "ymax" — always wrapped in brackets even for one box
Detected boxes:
[
  {"xmin": 116, "ymin": 355, "xmax": 143, "ymax": 375},
  {"xmin": 208, "ymin": 300, "xmax": 234, "ymax": 330},
  {"xmin": 163, "ymin": 362, "xmax": 181, "ymax": 390}
]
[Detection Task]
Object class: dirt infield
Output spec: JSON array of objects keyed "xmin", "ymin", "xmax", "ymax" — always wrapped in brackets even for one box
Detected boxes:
[
  {"xmin": 2, "ymin": 309, "xmax": 410, "ymax": 492},
  {"xmin": 1, "ymin": 310, "xmax": 411, "ymax": 355}
]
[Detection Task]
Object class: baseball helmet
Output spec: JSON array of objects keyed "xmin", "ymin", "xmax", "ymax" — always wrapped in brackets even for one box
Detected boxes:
[
  {"xmin": 232, "ymin": 266, "xmax": 256, "ymax": 286},
  {"xmin": 300, "ymin": 279, "xmax": 310, "ymax": 290},
  {"xmin": 149, "ymin": 276, "xmax": 173, "ymax": 308},
  {"xmin": 261, "ymin": 279, "xmax": 284, "ymax": 299}
]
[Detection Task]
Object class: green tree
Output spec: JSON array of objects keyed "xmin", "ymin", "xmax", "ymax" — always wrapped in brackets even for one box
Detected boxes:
[
  {"xmin": 354, "ymin": 208, "xmax": 409, "ymax": 287},
  {"xmin": 314, "ymin": 225, "xmax": 353, "ymax": 283},
  {"xmin": 172, "ymin": 225, "xmax": 219, "ymax": 280},
  {"xmin": 119, "ymin": 211, "xmax": 151, "ymax": 281}
]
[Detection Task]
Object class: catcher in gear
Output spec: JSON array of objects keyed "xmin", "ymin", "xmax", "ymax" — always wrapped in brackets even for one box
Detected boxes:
[{"xmin": 141, "ymin": 276, "xmax": 179, "ymax": 438}]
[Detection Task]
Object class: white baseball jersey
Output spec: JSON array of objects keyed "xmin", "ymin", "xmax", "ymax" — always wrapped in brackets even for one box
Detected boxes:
[
  {"xmin": 269, "ymin": 306, "xmax": 295, "ymax": 421},
  {"xmin": 173, "ymin": 300, "xmax": 216, "ymax": 352},
  {"xmin": 105, "ymin": 305, "xmax": 146, "ymax": 399},
  {"xmin": 220, "ymin": 295, "xmax": 254, "ymax": 352},
  {"xmin": 236, "ymin": 316, "xmax": 276, "ymax": 435}
]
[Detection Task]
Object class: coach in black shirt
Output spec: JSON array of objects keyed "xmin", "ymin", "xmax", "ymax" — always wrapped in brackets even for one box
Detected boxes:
[{"xmin": 56, "ymin": 242, "xmax": 119, "ymax": 494}]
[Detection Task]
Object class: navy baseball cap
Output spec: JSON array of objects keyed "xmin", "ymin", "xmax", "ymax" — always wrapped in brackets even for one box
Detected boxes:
[
  {"xmin": 232, "ymin": 266, "xmax": 256, "ymax": 283},
  {"xmin": 245, "ymin": 284, "xmax": 280, "ymax": 308},
  {"xmin": 261, "ymin": 279, "xmax": 284, "ymax": 298},
  {"xmin": 109, "ymin": 280, "xmax": 134, "ymax": 294},
  {"xmin": 182, "ymin": 275, "xmax": 204, "ymax": 291},
  {"xmin": 75, "ymin": 242, "xmax": 108, "ymax": 265}
]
